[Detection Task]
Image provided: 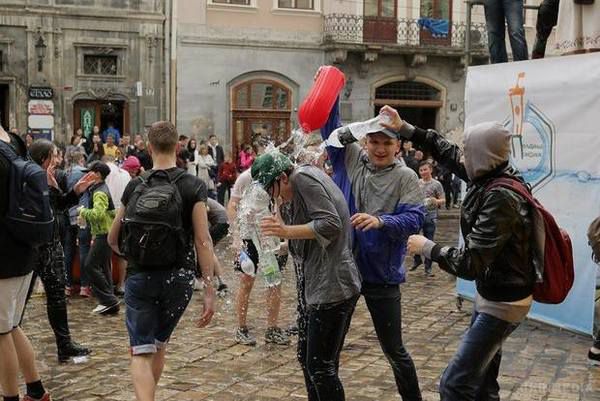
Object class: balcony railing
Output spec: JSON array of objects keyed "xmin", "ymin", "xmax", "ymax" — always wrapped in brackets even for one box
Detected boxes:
[{"xmin": 323, "ymin": 14, "xmax": 488, "ymax": 53}]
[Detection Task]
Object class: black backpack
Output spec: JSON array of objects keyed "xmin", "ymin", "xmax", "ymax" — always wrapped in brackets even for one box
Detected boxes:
[
  {"xmin": 119, "ymin": 169, "xmax": 187, "ymax": 268},
  {"xmin": 0, "ymin": 140, "xmax": 54, "ymax": 246}
]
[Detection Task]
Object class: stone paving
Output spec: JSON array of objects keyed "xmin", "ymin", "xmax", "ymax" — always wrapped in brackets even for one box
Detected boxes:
[{"xmin": 22, "ymin": 210, "xmax": 600, "ymax": 401}]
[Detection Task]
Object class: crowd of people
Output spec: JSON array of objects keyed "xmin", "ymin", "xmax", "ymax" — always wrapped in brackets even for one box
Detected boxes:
[{"xmin": 1, "ymin": 97, "xmax": 599, "ymax": 401}]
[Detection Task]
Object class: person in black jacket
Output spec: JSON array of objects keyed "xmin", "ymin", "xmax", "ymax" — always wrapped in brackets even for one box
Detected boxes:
[
  {"xmin": 0, "ymin": 128, "xmax": 51, "ymax": 401},
  {"xmin": 380, "ymin": 106, "xmax": 535, "ymax": 401},
  {"xmin": 26, "ymin": 140, "xmax": 96, "ymax": 363}
]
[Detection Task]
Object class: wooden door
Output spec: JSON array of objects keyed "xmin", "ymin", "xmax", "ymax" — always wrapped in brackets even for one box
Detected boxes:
[{"xmin": 363, "ymin": 0, "xmax": 397, "ymax": 43}]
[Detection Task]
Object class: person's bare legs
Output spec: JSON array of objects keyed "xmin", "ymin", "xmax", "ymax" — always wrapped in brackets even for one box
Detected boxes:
[
  {"xmin": 151, "ymin": 348, "xmax": 166, "ymax": 384},
  {"xmin": 131, "ymin": 354, "xmax": 156, "ymax": 401},
  {"xmin": 12, "ymin": 327, "xmax": 41, "ymax": 384},
  {"xmin": 236, "ymin": 274, "xmax": 255, "ymax": 328},
  {"xmin": 0, "ymin": 331, "xmax": 20, "ymax": 397},
  {"xmin": 266, "ymin": 285, "xmax": 282, "ymax": 328}
]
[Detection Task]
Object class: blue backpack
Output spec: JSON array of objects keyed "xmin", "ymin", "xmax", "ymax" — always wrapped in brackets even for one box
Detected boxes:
[{"xmin": 0, "ymin": 140, "xmax": 54, "ymax": 246}]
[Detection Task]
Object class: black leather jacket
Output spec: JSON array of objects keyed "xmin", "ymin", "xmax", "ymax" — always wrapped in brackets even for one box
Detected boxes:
[{"xmin": 410, "ymin": 127, "xmax": 535, "ymax": 302}]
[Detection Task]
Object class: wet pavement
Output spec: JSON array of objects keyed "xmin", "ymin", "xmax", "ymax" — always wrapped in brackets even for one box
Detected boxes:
[{"xmin": 22, "ymin": 209, "xmax": 600, "ymax": 401}]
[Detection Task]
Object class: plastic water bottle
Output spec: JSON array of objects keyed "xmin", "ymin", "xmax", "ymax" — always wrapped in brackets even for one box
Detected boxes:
[
  {"xmin": 239, "ymin": 250, "xmax": 256, "ymax": 277},
  {"xmin": 250, "ymin": 184, "xmax": 282, "ymax": 287},
  {"xmin": 326, "ymin": 114, "xmax": 394, "ymax": 148}
]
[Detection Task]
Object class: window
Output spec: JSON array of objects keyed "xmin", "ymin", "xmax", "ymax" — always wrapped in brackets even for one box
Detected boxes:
[
  {"xmin": 364, "ymin": 0, "xmax": 395, "ymax": 17},
  {"xmin": 234, "ymin": 81, "xmax": 291, "ymax": 110},
  {"xmin": 212, "ymin": 0, "xmax": 251, "ymax": 5},
  {"xmin": 83, "ymin": 55, "xmax": 117, "ymax": 76},
  {"xmin": 375, "ymin": 81, "xmax": 441, "ymax": 101},
  {"xmin": 278, "ymin": 0, "xmax": 314, "ymax": 10},
  {"xmin": 421, "ymin": 0, "xmax": 451, "ymax": 19}
]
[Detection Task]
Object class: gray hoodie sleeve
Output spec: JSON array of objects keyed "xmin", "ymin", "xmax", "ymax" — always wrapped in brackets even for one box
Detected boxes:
[{"xmin": 294, "ymin": 172, "xmax": 342, "ymax": 248}]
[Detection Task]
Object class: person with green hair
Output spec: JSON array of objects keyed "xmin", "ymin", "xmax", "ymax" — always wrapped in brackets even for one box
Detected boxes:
[{"xmin": 253, "ymin": 151, "xmax": 361, "ymax": 401}]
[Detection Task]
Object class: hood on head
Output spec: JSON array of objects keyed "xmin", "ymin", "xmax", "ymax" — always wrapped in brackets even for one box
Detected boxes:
[{"xmin": 463, "ymin": 121, "xmax": 511, "ymax": 180}]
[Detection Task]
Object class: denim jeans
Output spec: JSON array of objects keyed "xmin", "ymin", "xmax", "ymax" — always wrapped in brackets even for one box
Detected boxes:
[
  {"xmin": 63, "ymin": 225, "xmax": 78, "ymax": 287},
  {"xmin": 125, "ymin": 269, "xmax": 194, "ymax": 355},
  {"xmin": 297, "ymin": 295, "xmax": 358, "ymax": 401},
  {"xmin": 484, "ymin": 0, "xmax": 529, "ymax": 63},
  {"xmin": 362, "ymin": 283, "xmax": 422, "ymax": 401},
  {"xmin": 532, "ymin": 0, "xmax": 559, "ymax": 58},
  {"xmin": 440, "ymin": 310, "xmax": 520, "ymax": 401},
  {"xmin": 78, "ymin": 227, "xmax": 91, "ymax": 287},
  {"xmin": 413, "ymin": 214, "xmax": 437, "ymax": 273}
]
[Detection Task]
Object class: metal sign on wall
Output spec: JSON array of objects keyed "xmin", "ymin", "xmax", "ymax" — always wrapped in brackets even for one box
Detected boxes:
[
  {"xmin": 28, "ymin": 86, "xmax": 54, "ymax": 100},
  {"xmin": 81, "ymin": 108, "xmax": 95, "ymax": 138},
  {"xmin": 28, "ymin": 100, "xmax": 54, "ymax": 115}
]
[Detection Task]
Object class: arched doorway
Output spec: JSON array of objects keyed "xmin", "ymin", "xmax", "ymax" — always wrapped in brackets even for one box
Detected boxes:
[
  {"xmin": 73, "ymin": 98, "xmax": 129, "ymax": 143},
  {"xmin": 374, "ymin": 80, "xmax": 442, "ymax": 130},
  {"xmin": 231, "ymin": 79, "xmax": 292, "ymax": 156}
]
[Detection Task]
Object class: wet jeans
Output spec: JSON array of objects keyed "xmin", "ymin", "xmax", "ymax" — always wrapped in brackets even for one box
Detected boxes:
[
  {"xmin": 484, "ymin": 0, "xmax": 529, "ymax": 63},
  {"xmin": 297, "ymin": 295, "xmax": 358, "ymax": 401},
  {"xmin": 440, "ymin": 310, "xmax": 520, "ymax": 401},
  {"xmin": 26, "ymin": 239, "xmax": 74, "ymax": 350},
  {"xmin": 413, "ymin": 215, "xmax": 437, "ymax": 273},
  {"xmin": 362, "ymin": 283, "xmax": 422, "ymax": 401}
]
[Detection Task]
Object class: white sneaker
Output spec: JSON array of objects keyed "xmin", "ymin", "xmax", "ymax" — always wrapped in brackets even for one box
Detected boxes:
[{"xmin": 92, "ymin": 304, "xmax": 109, "ymax": 313}]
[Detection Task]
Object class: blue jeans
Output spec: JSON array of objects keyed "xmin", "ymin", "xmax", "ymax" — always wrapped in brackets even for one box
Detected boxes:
[
  {"xmin": 413, "ymin": 214, "xmax": 437, "ymax": 273},
  {"xmin": 440, "ymin": 310, "xmax": 520, "ymax": 401},
  {"xmin": 484, "ymin": 0, "xmax": 528, "ymax": 63},
  {"xmin": 78, "ymin": 227, "xmax": 91, "ymax": 287},
  {"xmin": 125, "ymin": 269, "xmax": 194, "ymax": 355}
]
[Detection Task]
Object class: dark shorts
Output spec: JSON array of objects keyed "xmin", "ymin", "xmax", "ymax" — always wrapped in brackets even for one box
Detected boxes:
[
  {"xmin": 124, "ymin": 268, "xmax": 194, "ymax": 355},
  {"xmin": 234, "ymin": 239, "xmax": 288, "ymax": 276}
]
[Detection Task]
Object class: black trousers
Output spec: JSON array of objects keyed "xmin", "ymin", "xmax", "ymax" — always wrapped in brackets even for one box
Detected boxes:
[
  {"xmin": 297, "ymin": 295, "xmax": 358, "ymax": 401},
  {"xmin": 362, "ymin": 282, "xmax": 423, "ymax": 401},
  {"xmin": 532, "ymin": 0, "xmax": 559, "ymax": 58},
  {"xmin": 26, "ymin": 238, "xmax": 73, "ymax": 350},
  {"xmin": 86, "ymin": 235, "xmax": 118, "ymax": 306}
]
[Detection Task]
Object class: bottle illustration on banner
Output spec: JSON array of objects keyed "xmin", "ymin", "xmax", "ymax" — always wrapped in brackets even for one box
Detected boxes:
[{"xmin": 504, "ymin": 73, "xmax": 556, "ymax": 192}]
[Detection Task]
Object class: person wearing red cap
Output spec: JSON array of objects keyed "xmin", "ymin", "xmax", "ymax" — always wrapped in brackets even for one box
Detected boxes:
[{"xmin": 122, "ymin": 156, "xmax": 142, "ymax": 178}]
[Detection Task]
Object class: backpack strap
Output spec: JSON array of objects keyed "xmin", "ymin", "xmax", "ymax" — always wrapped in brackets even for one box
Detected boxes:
[{"xmin": 485, "ymin": 177, "xmax": 535, "ymax": 205}]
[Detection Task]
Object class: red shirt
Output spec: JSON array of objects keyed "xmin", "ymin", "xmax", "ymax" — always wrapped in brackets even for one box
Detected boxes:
[{"xmin": 218, "ymin": 161, "xmax": 237, "ymax": 184}]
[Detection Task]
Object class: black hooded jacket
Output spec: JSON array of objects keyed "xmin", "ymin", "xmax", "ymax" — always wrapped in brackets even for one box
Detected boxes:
[{"xmin": 410, "ymin": 126, "xmax": 535, "ymax": 302}]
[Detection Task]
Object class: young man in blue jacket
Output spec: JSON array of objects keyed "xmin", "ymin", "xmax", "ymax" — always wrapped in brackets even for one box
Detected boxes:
[{"xmin": 321, "ymin": 103, "xmax": 425, "ymax": 401}]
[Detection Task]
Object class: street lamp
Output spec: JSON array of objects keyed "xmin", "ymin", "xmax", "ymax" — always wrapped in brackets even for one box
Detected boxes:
[{"xmin": 35, "ymin": 33, "xmax": 46, "ymax": 72}]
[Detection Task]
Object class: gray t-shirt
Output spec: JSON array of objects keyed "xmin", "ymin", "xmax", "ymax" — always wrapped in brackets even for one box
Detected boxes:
[
  {"xmin": 286, "ymin": 165, "xmax": 361, "ymax": 306},
  {"xmin": 207, "ymin": 198, "xmax": 228, "ymax": 226},
  {"xmin": 420, "ymin": 178, "xmax": 444, "ymax": 218}
]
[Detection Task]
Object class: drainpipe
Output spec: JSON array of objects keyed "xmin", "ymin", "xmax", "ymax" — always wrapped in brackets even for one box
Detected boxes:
[
  {"xmin": 164, "ymin": 0, "xmax": 171, "ymax": 122},
  {"xmin": 170, "ymin": 0, "xmax": 178, "ymax": 123}
]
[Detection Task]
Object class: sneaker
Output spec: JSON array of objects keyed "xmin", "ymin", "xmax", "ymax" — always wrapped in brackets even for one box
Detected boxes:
[
  {"xmin": 23, "ymin": 393, "xmax": 51, "ymax": 401},
  {"xmin": 92, "ymin": 301, "xmax": 120, "ymax": 315},
  {"xmin": 426, "ymin": 272, "xmax": 436, "ymax": 278},
  {"xmin": 79, "ymin": 286, "xmax": 92, "ymax": 298},
  {"xmin": 217, "ymin": 283, "xmax": 229, "ymax": 296},
  {"xmin": 65, "ymin": 286, "xmax": 72, "ymax": 297},
  {"xmin": 265, "ymin": 327, "xmax": 291, "ymax": 346},
  {"xmin": 193, "ymin": 278, "xmax": 202, "ymax": 292},
  {"xmin": 589, "ymin": 349, "xmax": 600, "ymax": 366},
  {"xmin": 234, "ymin": 327, "xmax": 257, "ymax": 346},
  {"xmin": 58, "ymin": 341, "xmax": 91, "ymax": 363}
]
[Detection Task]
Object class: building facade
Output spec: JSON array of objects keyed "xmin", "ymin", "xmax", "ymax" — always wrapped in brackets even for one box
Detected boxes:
[
  {"xmin": 0, "ymin": 0, "xmax": 168, "ymax": 143},
  {"xmin": 177, "ymin": 0, "xmax": 556, "ymax": 154}
]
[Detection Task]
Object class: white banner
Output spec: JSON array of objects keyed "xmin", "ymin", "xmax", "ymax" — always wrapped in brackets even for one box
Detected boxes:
[{"xmin": 461, "ymin": 53, "xmax": 600, "ymax": 334}]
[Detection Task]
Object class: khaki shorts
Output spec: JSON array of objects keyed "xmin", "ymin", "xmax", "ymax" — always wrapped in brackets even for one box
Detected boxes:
[{"xmin": 0, "ymin": 272, "xmax": 33, "ymax": 334}]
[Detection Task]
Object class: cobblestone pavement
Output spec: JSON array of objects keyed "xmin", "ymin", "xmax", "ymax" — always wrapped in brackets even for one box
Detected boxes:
[{"xmin": 22, "ymin": 210, "xmax": 600, "ymax": 401}]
